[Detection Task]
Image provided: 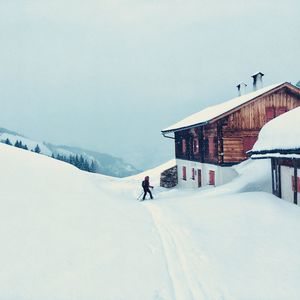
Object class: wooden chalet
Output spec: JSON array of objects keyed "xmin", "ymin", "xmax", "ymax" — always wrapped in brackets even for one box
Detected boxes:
[
  {"xmin": 250, "ymin": 107, "xmax": 300, "ymax": 205},
  {"xmin": 161, "ymin": 76, "xmax": 300, "ymax": 188}
]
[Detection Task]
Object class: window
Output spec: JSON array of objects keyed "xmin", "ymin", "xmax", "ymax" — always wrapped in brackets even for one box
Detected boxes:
[
  {"xmin": 266, "ymin": 107, "xmax": 275, "ymax": 122},
  {"xmin": 193, "ymin": 138, "xmax": 199, "ymax": 154},
  {"xmin": 243, "ymin": 136, "xmax": 257, "ymax": 153},
  {"xmin": 266, "ymin": 106, "xmax": 287, "ymax": 122},
  {"xmin": 182, "ymin": 166, "xmax": 187, "ymax": 180},
  {"xmin": 198, "ymin": 169, "xmax": 202, "ymax": 187},
  {"xmin": 276, "ymin": 107, "xmax": 287, "ymax": 116},
  {"xmin": 192, "ymin": 168, "xmax": 195, "ymax": 180},
  {"xmin": 182, "ymin": 139, "xmax": 187, "ymax": 154},
  {"xmin": 209, "ymin": 170, "xmax": 215, "ymax": 185},
  {"xmin": 204, "ymin": 138, "xmax": 209, "ymax": 158}
]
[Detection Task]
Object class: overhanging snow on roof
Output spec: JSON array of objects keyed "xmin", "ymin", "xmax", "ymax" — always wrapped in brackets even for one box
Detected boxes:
[{"xmin": 162, "ymin": 82, "xmax": 288, "ymax": 133}]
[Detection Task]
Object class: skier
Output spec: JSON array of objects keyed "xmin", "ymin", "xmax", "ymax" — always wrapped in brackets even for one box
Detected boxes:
[{"xmin": 141, "ymin": 176, "xmax": 154, "ymax": 200}]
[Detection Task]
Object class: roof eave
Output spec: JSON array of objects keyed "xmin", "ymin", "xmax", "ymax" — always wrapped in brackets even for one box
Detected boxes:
[
  {"xmin": 162, "ymin": 82, "xmax": 300, "ymax": 135},
  {"xmin": 208, "ymin": 82, "xmax": 293, "ymax": 124},
  {"xmin": 161, "ymin": 121, "xmax": 208, "ymax": 135},
  {"xmin": 249, "ymin": 148, "xmax": 300, "ymax": 156}
]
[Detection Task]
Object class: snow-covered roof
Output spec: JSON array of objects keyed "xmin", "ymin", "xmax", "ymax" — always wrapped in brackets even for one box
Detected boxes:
[
  {"xmin": 162, "ymin": 82, "xmax": 287, "ymax": 133},
  {"xmin": 251, "ymin": 106, "xmax": 300, "ymax": 157}
]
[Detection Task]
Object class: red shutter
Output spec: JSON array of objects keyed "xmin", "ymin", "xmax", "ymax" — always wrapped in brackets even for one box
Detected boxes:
[
  {"xmin": 243, "ymin": 136, "xmax": 257, "ymax": 152},
  {"xmin": 182, "ymin": 139, "xmax": 186, "ymax": 154},
  {"xmin": 182, "ymin": 166, "xmax": 187, "ymax": 180},
  {"xmin": 266, "ymin": 107, "xmax": 275, "ymax": 122},
  {"xmin": 291, "ymin": 176, "xmax": 300, "ymax": 192},
  {"xmin": 276, "ymin": 107, "xmax": 287, "ymax": 117},
  {"xmin": 209, "ymin": 170, "xmax": 215, "ymax": 185},
  {"xmin": 292, "ymin": 176, "xmax": 296, "ymax": 192}
]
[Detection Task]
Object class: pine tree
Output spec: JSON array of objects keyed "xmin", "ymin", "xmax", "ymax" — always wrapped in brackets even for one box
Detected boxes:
[
  {"xmin": 75, "ymin": 155, "xmax": 80, "ymax": 168},
  {"xmin": 90, "ymin": 160, "xmax": 97, "ymax": 173},
  {"xmin": 5, "ymin": 138, "xmax": 12, "ymax": 145},
  {"xmin": 14, "ymin": 140, "xmax": 20, "ymax": 148},
  {"xmin": 34, "ymin": 144, "xmax": 41, "ymax": 153},
  {"xmin": 23, "ymin": 144, "xmax": 28, "ymax": 150},
  {"xmin": 79, "ymin": 155, "xmax": 84, "ymax": 169},
  {"xmin": 69, "ymin": 155, "xmax": 74, "ymax": 165}
]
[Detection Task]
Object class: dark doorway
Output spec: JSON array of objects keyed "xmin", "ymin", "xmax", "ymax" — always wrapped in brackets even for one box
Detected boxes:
[{"xmin": 198, "ymin": 169, "xmax": 202, "ymax": 188}]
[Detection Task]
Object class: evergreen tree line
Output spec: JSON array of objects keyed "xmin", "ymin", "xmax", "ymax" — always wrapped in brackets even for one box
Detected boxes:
[
  {"xmin": 4, "ymin": 138, "xmax": 41, "ymax": 153},
  {"xmin": 2, "ymin": 138, "xmax": 98, "ymax": 173},
  {"xmin": 51, "ymin": 153, "xmax": 98, "ymax": 173}
]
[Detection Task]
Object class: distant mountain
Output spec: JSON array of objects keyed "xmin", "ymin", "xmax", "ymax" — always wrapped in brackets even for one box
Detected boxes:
[{"xmin": 0, "ymin": 128, "xmax": 140, "ymax": 177}]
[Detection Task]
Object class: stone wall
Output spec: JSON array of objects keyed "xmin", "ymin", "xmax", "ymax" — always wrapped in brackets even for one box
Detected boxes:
[{"xmin": 160, "ymin": 166, "xmax": 178, "ymax": 188}]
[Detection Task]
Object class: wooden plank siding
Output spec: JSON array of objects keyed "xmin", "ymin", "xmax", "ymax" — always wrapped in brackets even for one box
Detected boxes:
[
  {"xmin": 225, "ymin": 90, "xmax": 299, "ymax": 131},
  {"xmin": 221, "ymin": 90, "xmax": 300, "ymax": 163},
  {"xmin": 174, "ymin": 85, "xmax": 300, "ymax": 166},
  {"xmin": 203, "ymin": 123, "xmax": 218, "ymax": 164}
]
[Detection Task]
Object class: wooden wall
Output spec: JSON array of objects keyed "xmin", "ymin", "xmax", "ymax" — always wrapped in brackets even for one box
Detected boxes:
[
  {"xmin": 225, "ymin": 89, "xmax": 300, "ymax": 130},
  {"xmin": 222, "ymin": 89, "xmax": 300, "ymax": 163},
  {"xmin": 174, "ymin": 86, "xmax": 300, "ymax": 165}
]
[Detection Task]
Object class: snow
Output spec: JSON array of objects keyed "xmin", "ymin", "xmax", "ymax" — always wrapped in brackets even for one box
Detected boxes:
[
  {"xmin": 162, "ymin": 82, "xmax": 285, "ymax": 133},
  {"xmin": 0, "ymin": 131, "xmax": 140, "ymax": 177},
  {"xmin": 0, "ymin": 132, "xmax": 52, "ymax": 156},
  {"xmin": 130, "ymin": 159, "xmax": 176, "ymax": 185},
  {"xmin": 252, "ymin": 106, "xmax": 300, "ymax": 155},
  {"xmin": 1, "ymin": 143, "xmax": 300, "ymax": 299}
]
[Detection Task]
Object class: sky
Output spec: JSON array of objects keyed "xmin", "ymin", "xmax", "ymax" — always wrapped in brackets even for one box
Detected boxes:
[{"xmin": 0, "ymin": 0, "xmax": 299, "ymax": 169}]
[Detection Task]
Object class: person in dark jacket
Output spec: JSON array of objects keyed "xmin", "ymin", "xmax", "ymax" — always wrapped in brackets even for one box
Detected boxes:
[{"xmin": 141, "ymin": 176, "xmax": 153, "ymax": 200}]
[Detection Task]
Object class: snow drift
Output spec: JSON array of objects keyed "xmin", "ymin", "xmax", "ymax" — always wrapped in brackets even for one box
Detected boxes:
[{"xmin": 1, "ymin": 143, "xmax": 300, "ymax": 300}]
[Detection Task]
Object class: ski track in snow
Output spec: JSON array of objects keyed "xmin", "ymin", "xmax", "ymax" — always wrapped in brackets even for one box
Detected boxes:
[
  {"xmin": 90, "ymin": 176, "xmax": 233, "ymax": 300},
  {"xmin": 146, "ymin": 203, "xmax": 228, "ymax": 300}
]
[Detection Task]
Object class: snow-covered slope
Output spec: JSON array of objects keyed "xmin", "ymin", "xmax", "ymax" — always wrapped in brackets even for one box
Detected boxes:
[
  {"xmin": 1, "ymin": 144, "xmax": 300, "ymax": 300},
  {"xmin": 0, "ymin": 144, "xmax": 169, "ymax": 300},
  {"xmin": 130, "ymin": 159, "xmax": 176, "ymax": 185},
  {"xmin": 0, "ymin": 127, "xmax": 140, "ymax": 177}
]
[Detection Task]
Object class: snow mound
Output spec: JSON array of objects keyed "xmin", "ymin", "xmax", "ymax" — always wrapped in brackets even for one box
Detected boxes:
[
  {"xmin": 252, "ymin": 106, "xmax": 300, "ymax": 153},
  {"xmin": 0, "ymin": 144, "xmax": 171, "ymax": 300},
  {"xmin": 166, "ymin": 159, "xmax": 272, "ymax": 200}
]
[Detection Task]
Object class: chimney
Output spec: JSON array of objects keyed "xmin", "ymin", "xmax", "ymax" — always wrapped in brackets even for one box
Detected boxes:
[
  {"xmin": 252, "ymin": 72, "xmax": 264, "ymax": 91},
  {"xmin": 236, "ymin": 82, "xmax": 247, "ymax": 96}
]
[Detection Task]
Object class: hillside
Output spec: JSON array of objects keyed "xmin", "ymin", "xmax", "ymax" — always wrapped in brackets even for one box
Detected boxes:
[
  {"xmin": 1, "ymin": 143, "xmax": 300, "ymax": 299},
  {"xmin": 0, "ymin": 127, "xmax": 140, "ymax": 177}
]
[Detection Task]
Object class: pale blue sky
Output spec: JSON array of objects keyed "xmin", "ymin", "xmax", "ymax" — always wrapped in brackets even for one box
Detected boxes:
[{"xmin": 0, "ymin": 0, "xmax": 299, "ymax": 168}]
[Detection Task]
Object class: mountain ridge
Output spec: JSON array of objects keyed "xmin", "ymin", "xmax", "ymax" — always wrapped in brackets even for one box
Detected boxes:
[{"xmin": 0, "ymin": 127, "xmax": 140, "ymax": 177}]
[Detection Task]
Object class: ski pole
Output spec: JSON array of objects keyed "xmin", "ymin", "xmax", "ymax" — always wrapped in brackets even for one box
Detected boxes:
[{"xmin": 137, "ymin": 191, "xmax": 144, "ymax": 201}]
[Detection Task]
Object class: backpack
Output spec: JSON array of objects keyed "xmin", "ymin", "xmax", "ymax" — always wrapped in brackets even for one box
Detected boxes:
[{"xmin": 142, "ymin": 180, "xmax": 145, "ymax": 188}]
